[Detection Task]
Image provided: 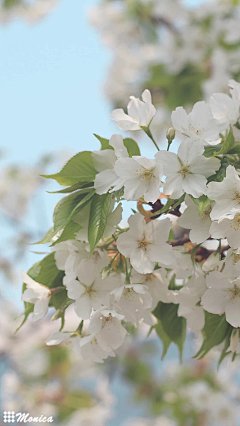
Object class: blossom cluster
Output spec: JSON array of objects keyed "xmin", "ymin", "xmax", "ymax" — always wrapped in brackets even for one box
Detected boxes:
[
  {"xmin": 21, "ymin": 79, "xmax": 240, "ymax": 365},
  {"xmin": 90, "ymin": 0, "xmax": 240, "ymax": 133}
]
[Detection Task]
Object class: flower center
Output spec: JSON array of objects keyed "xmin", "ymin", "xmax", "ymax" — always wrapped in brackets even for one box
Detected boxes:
[
  {"xmin": 145, "ymin": 273, "xmax": 154, "ymax": 282},
  {"xmin": 232, "ymin": 189, "xmax": 240, "ymax": 203},
  {"xmin": 233, "ymin": 254, "xmax": 240, "ymax": 264},
  {"xmin": 138, "ymin": 238, "xmax": 151, "ymax": 250},
  {"xmin": 136, "ymin": 168, "xmax": 154, "ymax": 184},
  {"xmin": 228, "ymin": 284, "xmax": 240, "ymax": 299},
  {"xmin": 230, "ymin": 215, "xmax": 240, "ymax": 231},
  {"xmin": 179, "ymin": 165, "xmax": 191, "ymax": 177},
  {"xmin": 202, "ymin": 205, "xmax": 211, "ymax": 219},
  {"xmin": 189, "ymin": 124, "xmax": 203, "ymax": 135}
]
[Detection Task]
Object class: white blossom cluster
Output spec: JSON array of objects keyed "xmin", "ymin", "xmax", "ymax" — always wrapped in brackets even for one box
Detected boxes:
[
  {"xmin": 21, "ymin": 79, "xmax": 240, "ymax": 365},
  {"xmin": 90, "ymin": 0, "xmax": 240, "ymax": 131}
]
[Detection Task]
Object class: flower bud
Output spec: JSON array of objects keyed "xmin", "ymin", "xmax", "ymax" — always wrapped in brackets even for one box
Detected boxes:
[{"xmin": 166, "ymin": 127, "xmax": 175, "ymax": 143}]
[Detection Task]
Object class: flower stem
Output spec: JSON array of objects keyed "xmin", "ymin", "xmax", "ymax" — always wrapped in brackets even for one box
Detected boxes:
[{"xmin": 142, "ymin": 127, "xmax": 160, "ymax": 151}]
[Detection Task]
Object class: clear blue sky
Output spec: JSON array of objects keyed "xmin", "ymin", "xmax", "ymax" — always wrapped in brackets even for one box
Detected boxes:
[{"xmin": 0, "ymin": 0, "xmax": 117, "ymax": 165}]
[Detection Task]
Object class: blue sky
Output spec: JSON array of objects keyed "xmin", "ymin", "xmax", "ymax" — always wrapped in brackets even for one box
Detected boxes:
[{"xmin": 0, "ymin": 0, "xmax": 116, "ymax": 166}]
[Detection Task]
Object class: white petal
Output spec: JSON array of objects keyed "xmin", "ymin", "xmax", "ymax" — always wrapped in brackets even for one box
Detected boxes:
[
  {"xmin": 74, "ymin": 295, "xmax": 92, "ymax": 320},
  {"xmin": 46, "ymin": 331, "xmax": 72, "ymax": 346},
  {"xmin": 32, "ymin": 298, "xmax": 49, "ymax": 322}
]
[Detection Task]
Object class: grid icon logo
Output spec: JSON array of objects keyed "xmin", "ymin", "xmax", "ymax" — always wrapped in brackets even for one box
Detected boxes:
[{"xmin": 3, "ymin": 411, "xmax": 15, "ymax": 423}]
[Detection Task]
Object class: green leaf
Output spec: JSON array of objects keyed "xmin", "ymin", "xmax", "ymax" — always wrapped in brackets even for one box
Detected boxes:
[
  {"xmin": 207, "ymin": 155, "xmax": 228, "ymax": 183},
  {"xmin": 88, "ymin": 193, "xmax": 112, "ymax": 254},
  {"xmin": 34, "ymin": 227, "xmax": 56, "ymax": 245},
  {"xmin": 194, "ymin": 312, "xmax": 231, "ymax": 359},
  {"xmin": 94, "ymin": 134, "xmax": 113, "ymax": 150},
  {"xmin": 153, "ymin": 302, "xmax": 186, "ymax": 360},
  {"xmin": 155, "ymin": 320, "xmax": 172, "ymax": 360},
  {"xmin": 214, "ymin": 128, "xmax": 235, "ymax": 156},
  {"xmin": 191, "ymin": 195, "xmax": 211, "ymax": 217},
  {"xmin": 53, "ymin": 189, "xmax": 95, "ymax": 233},
  {"xmin": 41, "ymin": 151, "xmax": 97, "ymax": 186},
  {"xmin": 218, "ymin": 327, "xmax": 232, "ymax": 367},
  {"xmin": 123, "ymin": 138, "xmax": 141, "ymax": 157},
  {"xmin": 227, "ymin": 143, "xmax": 240, "ymax": 155},
  {"xmin": 51, "ymin": 221, "xmax": 82, "ymax": 246},
  {"xmin": 204, "ymin": 145, "xmax": 221, "ymax": 158},
  {"xmin": 48, "ymin": 182, "xmax": 93, "ymax": 194}
]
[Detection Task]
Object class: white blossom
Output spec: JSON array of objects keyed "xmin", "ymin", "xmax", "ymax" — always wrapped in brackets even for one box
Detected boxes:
[
  {"xmin": 117, "ymin": 213, "xmax": 173, "ymax": 274},
  {"xmin": 210, "ymin": 213, "xmax": 240, "ymax": 249},
  {"xmin": 207, "ymin": 165, "xmax": 240, "ymax": 220},
  {"xmin": 88, "ymin": 307, "xmax": 127, "ymax": 352},
  {"xmin": 171, "ymin": 101, "xmax": 222, "ymax": 145},
  {"xmin": 111, "ymin": 89, "xmax": 156, "ymax": 131},
  {"xmin": 114, "ymin": 156, "xmax": 163, "ymax": 202},
  {"xmin": 177, "ymin": 276, "xmax": 206, "ymax": 333},
  {"xmin": 201, "ymin": 271, "xmax": 240, "ymax": 327},
  {"xmin": 110, "ymin": 283, "xmax": 152, "ymax": 323},
  {"xmin": 178, "ymin": 195, "xmax": 213, "ymax": 243},
  {"xmin": 156, "ymin": 139, "xmax": 220, "ymax": 198},
  {"xmin": 131, "ymin": 269, "xmax": 176, "ymax": 308},
  {"xmin": 92, "ymin": 134, "xmax": 128, "ymax": 195},
  {"xmin": 21, "ymin": 271, "xmax": 50, "ymax": 322},
  {"xmin": 210, "ymin": 93, "xmax": 239, "ymax": 130},
  {"xmin": 63, "ymin": 260, "xmax": 119, "ymax": 319}
]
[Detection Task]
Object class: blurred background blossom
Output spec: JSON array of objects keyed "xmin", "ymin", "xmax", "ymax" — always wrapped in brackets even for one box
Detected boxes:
[{"xmin": 1, "ymin": 0, "xmax": 240, "ymax": 425}]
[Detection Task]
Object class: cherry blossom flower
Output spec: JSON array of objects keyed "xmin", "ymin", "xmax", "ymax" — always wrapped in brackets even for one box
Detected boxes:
[
  {"xmin": 117, "ymin": 213, "xmax": 173, "ymax": 274},
  {"xmin": 63, "ymin": 260, "xmax": 119, "ymax": 319},
  {"xmin": 207, "ymin": 165, "xmax": 240, "ymax": 220},
  {"xmin": 52, "ymin": 240, "xmax": 88, "ymax": 275},
  {"xmin": 88, "ymin": 307, "xmax": 127, "ymax": 352},
  {"xmin": 110, "ymin": 283, "xmax": 152, "ymax": 323},
  {"xmin": 171, "ymin": 101, "xmax": 222, "ymax": 145},
  {"xmin": 210, "ymin": 213, "xmax": 240, "ymax": 249},
  {"xmin": 210, "ymin": 93, "xmax": 239, "ymax": 130},
  {"xmin": 201, "ymin": 271, "xmax": 240, "ymax": 327},
  {"xmin": 131, "ymin": 269, "xmax": 176, "ymax": 309},
  {"xmin": 178, "ymin": 195, "xmax": 213, "ymax": 244},
  {"xmin": 111, "ymin": 89, "xmax": 156, "ymax": 131},
  {"xmin": 156, "ymin": 139, "xmax": 220, "ymax": 198},
  {"xmin": 114, "ymin": 156, "xmax": 163, "ymax": 202},
  {"xmin": 92, "ymin": 134, "xmax": 128, "ymax": 194},
  {"xmin": 21, "ymin": 271, "xmax": 50, "ymax": 322},
  {"xmin": 177, "ymin": 276, "xmax": 206, "ymax": 333}
]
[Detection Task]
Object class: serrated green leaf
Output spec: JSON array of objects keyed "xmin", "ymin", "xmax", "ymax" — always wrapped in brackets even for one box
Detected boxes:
[
  {"xmin": 51, "ymin": 221, "xmax": 82, "ymax": 246},
  {"xmin": 88, "ymin": 193, "xmax": 112, "ymax": 254},
  {"xmin": 34, "ymin": 227, "xmax": 56, "ymax": 245},
  {"xmin": 194, "ymin": 312, "xmax": 231, "ymax": 359},
  {"xmin": 123, "ymin": 138, "xmax": 141, "ymax": 157},
  {"xmin": 94, "ymin": 134, "xmax": 113, "ymax": 150},
  {"xmin": 218, "ymin": 327, "xmax": 232, "ymax": 367},
  {"xmin": 53, "ymin": 189, "xmax": 95, "ymax": 233},
  {"xmin": 41, "ymin": 151, "xmax": 97, "ymax": 186},
  {"xmin": 214, "ymin": 128, "xmax": 235, "ymax": 156},
  {"xmin": 153, "ymin": 302, "xmax": 186, "ymax": 361},
  {"xmin": 155, "ymin": 320, "xmax": 172, "ymax": 360},
  {"xmin": 48, "ymin": 182, "xmax": 93, "ymax": 194}
]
